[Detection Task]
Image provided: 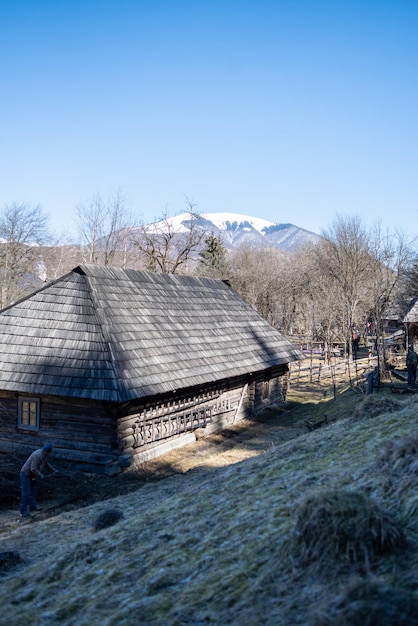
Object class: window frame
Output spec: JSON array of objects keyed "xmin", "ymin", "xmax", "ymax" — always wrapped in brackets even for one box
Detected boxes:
[
  {"xmin": 262, "ymin": 379, "xmax": 271, "ymax": 400},
  {"xmin": 18, "ymin": 397, "xmax": 40, "ymax": 431}
]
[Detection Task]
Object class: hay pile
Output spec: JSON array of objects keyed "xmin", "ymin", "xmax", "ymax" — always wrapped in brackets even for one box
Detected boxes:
[
  {"xmin": 351, "ymin": 394, "xmax": 404, "ymax": 421},
  {"xmin": 374, "ymin": 431, "xmax": 418, "ymax": 529},
  {"xmin": 290, "ymin": 489, "xmax": 406, "ymax": 573},
  {"xmin": 377, "ymin": 431, "xmax": 418, "ymax": 474},
  {"xmin": 93, "ymin": 508, "xmax": 125, "ymax": 531}
]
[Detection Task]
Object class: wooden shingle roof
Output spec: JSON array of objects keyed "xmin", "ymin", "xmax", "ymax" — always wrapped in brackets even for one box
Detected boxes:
[
  {"xmin": 404, "ymin": 300, "xmax": 418, "ymax": 324},
  {"xmin": 0, "ymin": 265, "xmax": 303, "ymax": 402}
]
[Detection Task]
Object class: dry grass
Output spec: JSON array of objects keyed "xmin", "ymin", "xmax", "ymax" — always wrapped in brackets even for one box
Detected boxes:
[
  {"xmin": 312, "ymin": 577, "xmax": 418, "ymax": 626},
  {"xmin": 1, "ymin": 379, "xmax": 418, "ymax": 625}
]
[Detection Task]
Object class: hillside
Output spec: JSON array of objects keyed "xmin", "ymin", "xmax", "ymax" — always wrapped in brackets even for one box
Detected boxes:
[{"xmin": 1, "ymin": 378, "xmax": 418, "ymax": 625}]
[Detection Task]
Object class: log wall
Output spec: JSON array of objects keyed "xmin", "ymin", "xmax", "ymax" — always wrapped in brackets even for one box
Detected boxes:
[
  {"xmin": 0, "ymin": 391, "xmax": 116, "ymax": 472},
  {"xmin": 0, "ymin": 365, "xmax": 289, "ymax": 472},
  {"xmin": 118, "ymin": 366, "xmax": 288, "ymax": 465}
]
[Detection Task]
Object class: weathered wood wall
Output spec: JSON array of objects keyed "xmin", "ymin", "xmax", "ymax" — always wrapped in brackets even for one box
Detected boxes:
[
  {"xmin": 118, "ymin": 366, "xmax": 288, "ymax": 465},
  {"xmin": 0, "ymin": 365, "xmax": 289, "ymax": 472},
  {"xmin": 0, "ymin": 391, "xmax": 116, "ymax": 472}
]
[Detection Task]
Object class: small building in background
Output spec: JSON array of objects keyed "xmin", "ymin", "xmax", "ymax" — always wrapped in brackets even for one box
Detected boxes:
[
  {"xmin": 381, "ymin": 302, "xmax": 404, "ymax": 335},
  {"xmin": 404, "ymin": 298, "xmax": 418, "ymax": 347}
]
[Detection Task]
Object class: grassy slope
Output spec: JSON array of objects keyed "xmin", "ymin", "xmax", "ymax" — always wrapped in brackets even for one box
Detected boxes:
[{"xmin": 1, "ymin": 384, "xmax": 418, "ymax": 625}]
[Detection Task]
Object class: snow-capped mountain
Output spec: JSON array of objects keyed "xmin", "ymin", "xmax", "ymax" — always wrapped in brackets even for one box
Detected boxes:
[{"xmin": 146, "ymin": 212, "xmax": 320, "ymax": 251}]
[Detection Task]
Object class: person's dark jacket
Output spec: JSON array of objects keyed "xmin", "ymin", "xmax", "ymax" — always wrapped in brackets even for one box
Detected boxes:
[{"xmin": 21, "ymin": 449, "xmax": 50, "ymax": 479}]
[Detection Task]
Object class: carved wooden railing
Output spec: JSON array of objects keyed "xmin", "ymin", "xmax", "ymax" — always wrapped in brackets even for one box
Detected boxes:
[{"xmin": 132, "ymin": 405, "xmax": 213, "ymax": 448}]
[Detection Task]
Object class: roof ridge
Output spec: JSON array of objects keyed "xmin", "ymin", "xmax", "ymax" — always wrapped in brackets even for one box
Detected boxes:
[{"xmin": 82, "ymin": 270, "xmax": 125, "ymax": 403}]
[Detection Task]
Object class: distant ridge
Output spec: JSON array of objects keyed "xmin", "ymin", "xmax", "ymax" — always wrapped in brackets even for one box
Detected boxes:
[{"xmin": 146, "ymin": 211, "xmax": 321, "ymax": 251}]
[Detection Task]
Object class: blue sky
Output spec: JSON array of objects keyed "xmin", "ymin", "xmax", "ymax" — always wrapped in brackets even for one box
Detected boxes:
[{"xmin": 1, "ymin": 0, "xmax": 417, "ymax": 239}]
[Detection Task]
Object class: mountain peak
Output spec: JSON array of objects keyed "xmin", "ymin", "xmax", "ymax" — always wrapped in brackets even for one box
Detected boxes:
[
  {"xmin": 146, "ymin": 212, "xmax": 320, "ymax": 251},
  {"xmin": 199, "ymin": 212, "xmax": 276, "ymax": 235}
]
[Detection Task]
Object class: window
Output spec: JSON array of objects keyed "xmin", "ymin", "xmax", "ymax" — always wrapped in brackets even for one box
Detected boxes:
[
  {"xmin": 18, "ymin": 397, "xmax": 40, "ymax": 430},
  {"xmin": 262, "ymin": 380, "xmax": 271, "ymax": 400}
]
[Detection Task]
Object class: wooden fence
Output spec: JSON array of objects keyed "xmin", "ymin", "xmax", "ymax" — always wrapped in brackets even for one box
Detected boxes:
[{"xmin": 289, "ymin": 353, "xmax": 378, "ymax": 398}]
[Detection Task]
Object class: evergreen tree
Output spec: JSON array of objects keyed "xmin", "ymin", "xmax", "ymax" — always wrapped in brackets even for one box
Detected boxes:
[{"xmin": 198, "ymin": 232, "xmax": 228, "ymax": 278}]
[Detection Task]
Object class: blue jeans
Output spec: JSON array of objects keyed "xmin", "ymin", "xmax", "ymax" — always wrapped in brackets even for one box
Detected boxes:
[
  {"xmin": 407, "ymin": 365, "xmax": 417, "ymax": 387},
  {"xmin": 20, "ymin": 472, "xmax": 38, "ymax": 515}
]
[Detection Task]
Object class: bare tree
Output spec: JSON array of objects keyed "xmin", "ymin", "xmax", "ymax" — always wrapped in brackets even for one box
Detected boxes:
[
  {"xmin": 228, "ymin": 245, "xmax": 288, "ymax": 326},
  {"xmin": 366, "ymin": 225, "xmax": 415, "ymax": 369},
  {"xmin": 312, "ymin": 215, "xmax": 414, "ymax": 375},
  {"xmin": 393, "ymin": 237, "xmax": 418, "ymax": 318},
  {"xmin": 314, "ymin": 215, "xmax": 374, "ymax": 357},
  {"xmin": 133, "ymin": 200, "xmax": 207, "ymax": 274},
  {"xmin": 74, "ymin": 188, "xmax": 138, "ymax": 267},
  {"xmin": 0, "ymin": 202, "xmax": 51, "ymax": 307},
  {"xmin": 40, "ymin": 242, "xmax": 84, "ymax": 280}
]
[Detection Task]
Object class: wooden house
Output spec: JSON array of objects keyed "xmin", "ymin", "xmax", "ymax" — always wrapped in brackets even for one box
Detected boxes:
[
  {"xmin": 403, "ymin": 299, "xmax": 418, "ymax": 347},
  {"xmin": 381, "ymin": 302, "xmax": 403, "ymax": 334},
  {"xmin": 0, "ymin": 265, "xmax": 303, "ymax": 473}
]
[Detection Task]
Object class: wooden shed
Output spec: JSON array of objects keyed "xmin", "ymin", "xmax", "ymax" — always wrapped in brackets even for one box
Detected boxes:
[
  {"xmin": 0, "ymin": 265, "xmax": 303, "ymax": 473},
  {"xmin": 403, "ymin": 299, "xmax": 418, "ymax": 347}
]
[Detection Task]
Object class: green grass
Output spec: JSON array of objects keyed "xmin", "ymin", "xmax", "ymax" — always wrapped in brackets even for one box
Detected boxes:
[{"xmin": 1, "ymin": 382, "xmax": 418, "ymax": 625}]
